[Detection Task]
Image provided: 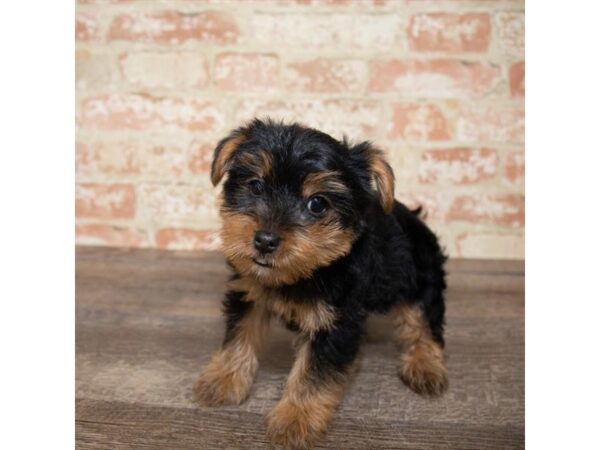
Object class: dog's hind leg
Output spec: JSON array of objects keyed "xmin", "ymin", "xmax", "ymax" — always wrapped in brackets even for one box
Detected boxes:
[{"xmin": 392, "ymin": 300, "xmax": 448, "ymax": 396}]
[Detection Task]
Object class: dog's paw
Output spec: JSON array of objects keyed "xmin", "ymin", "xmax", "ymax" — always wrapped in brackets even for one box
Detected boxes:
[
  {"xmin": 193, "ymin": 353, "xmax": 256, "ymax": 406},
  {"xmin": 266, "ymin": 399, "xmax": 327, "ymax": 449},
  {"xmin": 398, "ymin": 341, "xmax": 448, "ymax": 397}
]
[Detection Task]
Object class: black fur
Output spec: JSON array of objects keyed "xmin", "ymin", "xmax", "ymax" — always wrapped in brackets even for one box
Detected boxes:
[
  {"xmin": 222, "ymin": 290, "xmax": 253, "ymax": 345},
  {"xmin": 216, "ymin": 118, "xmax": 447, "ymax": 383}
]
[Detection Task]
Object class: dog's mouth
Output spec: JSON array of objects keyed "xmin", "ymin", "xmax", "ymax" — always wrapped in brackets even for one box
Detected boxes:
[{"xmin": 252, "ymin": 257, "xmax": 273, "ymax": 268}]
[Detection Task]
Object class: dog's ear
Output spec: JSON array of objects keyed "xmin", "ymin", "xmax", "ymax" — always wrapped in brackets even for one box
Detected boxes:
[
  {"xmin": 368, "ymin": 147, "xmax": 395, "ymax": 214},
  {"xmin": 211, "ymin": 130, "xmax": 247, "ymax": 186},
  {"xmin": 350, "ymin": 142, "xmax": 395, "ymax": 214}
]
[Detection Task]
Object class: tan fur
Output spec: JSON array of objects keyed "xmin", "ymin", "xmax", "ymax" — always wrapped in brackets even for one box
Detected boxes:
[
  {"xmin": 194, "ymin": 302, "xmax": 271, "ymax": 406},
  {"xmin": 211, "ymin": 135, "xmax": 246, "ymax": 186},
  {"xmin": 236, "ymin": 149, "xmax": 273, "ymax": 179},
  {"xmin": 301, "ymin": 171, "xmax": 349, "ymax": 198},
  {"xmin": 369, "ymin": 151, "xmax": 395, "ymax": 214},
  {"xmin": 229, "ymin": 277, "xmax": 336, "ymax": 336},
  {"xmin": 392, "ymin": 303, "xmax": 448, "ymax": 396},
  {"xmin": 274, "ymin": 223, "xmax": 354, "ymax": 286},
  {"xmin": 220, "ymin": 209, "xmax": 355, "ymax": 287},
  {"xmin": 266, "ymin": 340, "xmax": 345, "ymax": 449},
  {"xmin": 219, "ymin": 209, "xmax": 260, "ymax": 275}
]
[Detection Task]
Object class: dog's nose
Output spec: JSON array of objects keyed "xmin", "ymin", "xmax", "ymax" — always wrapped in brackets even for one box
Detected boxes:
[{"xmin": 253, "ymin": 230, "xmax": 280, "ymax": 254}]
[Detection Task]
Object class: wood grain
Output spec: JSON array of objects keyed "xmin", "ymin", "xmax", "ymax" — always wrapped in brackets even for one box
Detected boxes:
[{"xmin": 76, "ymin": 246, "xmax": 524, "ymax": 449}]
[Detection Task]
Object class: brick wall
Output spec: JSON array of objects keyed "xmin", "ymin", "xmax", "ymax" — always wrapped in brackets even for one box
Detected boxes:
[{"xmin": 75, "ymin": 0, "xmax": 524, "ymax": 259}]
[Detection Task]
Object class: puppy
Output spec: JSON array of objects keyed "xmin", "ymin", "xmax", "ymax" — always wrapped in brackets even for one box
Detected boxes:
[{"xmin": 194, "ymin": 119, "xmax": 448, "ymax": 449}]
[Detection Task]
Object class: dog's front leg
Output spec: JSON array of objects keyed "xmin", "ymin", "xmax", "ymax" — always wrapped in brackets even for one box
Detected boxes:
[
  {"xmin": 266, "ymin": 316, "xmax": 364, "ymax": 449},
  {"xmin": 194, "ymin": 291, "xmax": 270, "ymax": 406}
]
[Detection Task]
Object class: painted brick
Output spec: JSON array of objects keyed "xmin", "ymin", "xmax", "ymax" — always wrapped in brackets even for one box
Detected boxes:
[
  {"xmin": 283, "ymin": 59, "xmax": 367, "ymax": 93},
  {"xmin": 456, "ymin": 103, "xmax": 524, "ymax": 143},
  {"xmin": 236, "ymin": 99, "xmax": 383, "ymax": 141},
  {"xmin": 287, "ymin": 0, "xmax": 388, "ymax": 4},
  {"xmin": 496, "ymin": 12, "xmax": 524, "ymax": 58},
  {"xmin": 76, "ymin": 224, "xmax": 148, "ymax": 248},
  {"xmin": 155, "ymin": 228, "xmax": 221, "ymax": 251},
  {"xmin": 447, "ymin": 193, "xmax": 524, "ymax": 227},
  {"xmin": 249, "ymin": 13, "xmax": 401, "ymax": 49},
  {"xmin": 215, "ymin": 53, "xmax": 279, "ymax": 92},
  {"xmin": 76, "ymin": 50, "xmax": 113, "ymax": 91},
  {"xmin": 291, "ymin": 0, "xmax": 351, "ymax": 4},
  {"xmin": 369, "ymin": 59, "xmax": 501, "ymax": 98},
  {"xmin": 119, "ymin": 52, "xmax": 209, "ymax": 89},
  {"xmin": 76, "ymin": 142, "xmax": 90, "ymax": 176},
  {"xmin": 76, "ymin": 183, "xmax": 136, "ymax": 219},
  {"xmin": 419, "ymin": 148, "xmax": 497, "ymax": 185},
  {"xmin": 509, "ymin": 61, "xmax": 525, "ymax": 97},
  {"xmin": 108, "ymin": 11, "xmax": 239, "ymax": 45},
  {"xmin": 408, "ymin": 13, "xmax": 491, "ymax": 53},
  {"xmin": 74, "ymin": 0, "xmax": 524, "ymax": 260},
  {"xmin": 76, "ymin": 13, "xmax": 100, "ymax": 41},
  {"xmin": 456, "ymin": 232, "xmax": 524, "ymax": 259},
  {"xmin": 139, "ymin": 184, "xmax": 220, "ymax": 225},
  {"xmin": 188, "ymin": 141, "xmax": 214, "ymax": 176},
  {"xmin": 76, "ymin": 140, "xmax": 196, "ymax": 178},
  {"xmin": 396, "ymin": 192, "xmax": 443, "ymax": 221},
  {"xmin": 80, "ymin": 94, "xmax": 225, "ymax": 132},
  {"xmin": 385, "ymin": 145, "xmax": 420, "ymax": 186},
  {"xmin": 504, "ymin": 151, "xmax": 525, "ymax": 185},
  {"xmin": 78, "ymin": 0, "xmax": 125, "ymax": 3},
  {"xmin": 389, "ymin": 103, "xmax": 451, "ymax": 141}
]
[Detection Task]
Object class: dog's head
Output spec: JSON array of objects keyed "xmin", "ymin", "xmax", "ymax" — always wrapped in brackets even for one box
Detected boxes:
[{"xmin": 211, "ymin": 119, "xmax": 395, "ymax": 287}]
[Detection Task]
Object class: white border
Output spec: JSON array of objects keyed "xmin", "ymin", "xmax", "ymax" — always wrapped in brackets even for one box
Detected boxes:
[
  {"xmin": 2, "ymin": 1, "xmax": 600, "ymax": 448},
  {"xmin": 0, "ymin": 2, "xmax": 74, "ymax": 448},
  {"xmin": 527, "ymin": 2, "xmax": 600, "ymax": 449}
]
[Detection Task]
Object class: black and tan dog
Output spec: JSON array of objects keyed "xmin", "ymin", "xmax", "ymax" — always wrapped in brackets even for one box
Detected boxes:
[{"xmin": 194, "ymin": 119, "xmax": 448, "ymax": 449}]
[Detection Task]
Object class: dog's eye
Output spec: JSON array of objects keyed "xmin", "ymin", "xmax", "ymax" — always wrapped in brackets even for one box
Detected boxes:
[
  {"xmin": 307, "ymin": 196, "xmax": 328, "ymax": 215},
  {"xmin": 249, "ymin": 179, "xmax": 265, "ymax": 195}
]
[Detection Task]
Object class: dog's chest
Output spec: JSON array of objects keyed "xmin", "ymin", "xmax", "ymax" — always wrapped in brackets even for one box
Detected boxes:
[{"xmin": 228, "ymin": 277, "xmax": 335, "ymax": 335}]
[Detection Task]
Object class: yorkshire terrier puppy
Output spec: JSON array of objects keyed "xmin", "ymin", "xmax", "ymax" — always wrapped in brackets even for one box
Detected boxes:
[{"xmin": 194, "ymin": 119, "xmax": 448, "ymax": 449}]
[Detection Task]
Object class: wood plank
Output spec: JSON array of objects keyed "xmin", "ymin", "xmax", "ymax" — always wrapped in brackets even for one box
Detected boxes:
[
  {"xmin": 77, "ymin": 246, "xmax": 524, "ymax": 275},
  {"xmin": 77, "ymin": 398, "xmax": 524, "ymax": 450},
  {"xmin": 447, "ymin": 271, "xmax": 524, "ymax": 293},
  {"xmin": 76, "ymin": 312, "xmax": 523, "ymax": 426},
  {"xmin": 446, "ymin": 258, "xmax": 524, "ymax": 275},
  {"xmin": 75, "ymin": 246, "xmax": 524, "ymax": 449},
  {"xmin": 76, "ymin": 281, "xmax": 524, "ymax": 321}
]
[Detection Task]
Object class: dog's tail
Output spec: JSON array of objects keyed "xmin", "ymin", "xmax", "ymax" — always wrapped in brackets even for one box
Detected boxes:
[{"xmin": 410, "ymin": 205, "xmax": 428, "ymax": 220}]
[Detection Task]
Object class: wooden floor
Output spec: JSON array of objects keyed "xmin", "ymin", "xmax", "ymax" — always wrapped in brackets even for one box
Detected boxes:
[{"xmin": 76, "ymin": 246, "xmax": 524, "ymax": 449}]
